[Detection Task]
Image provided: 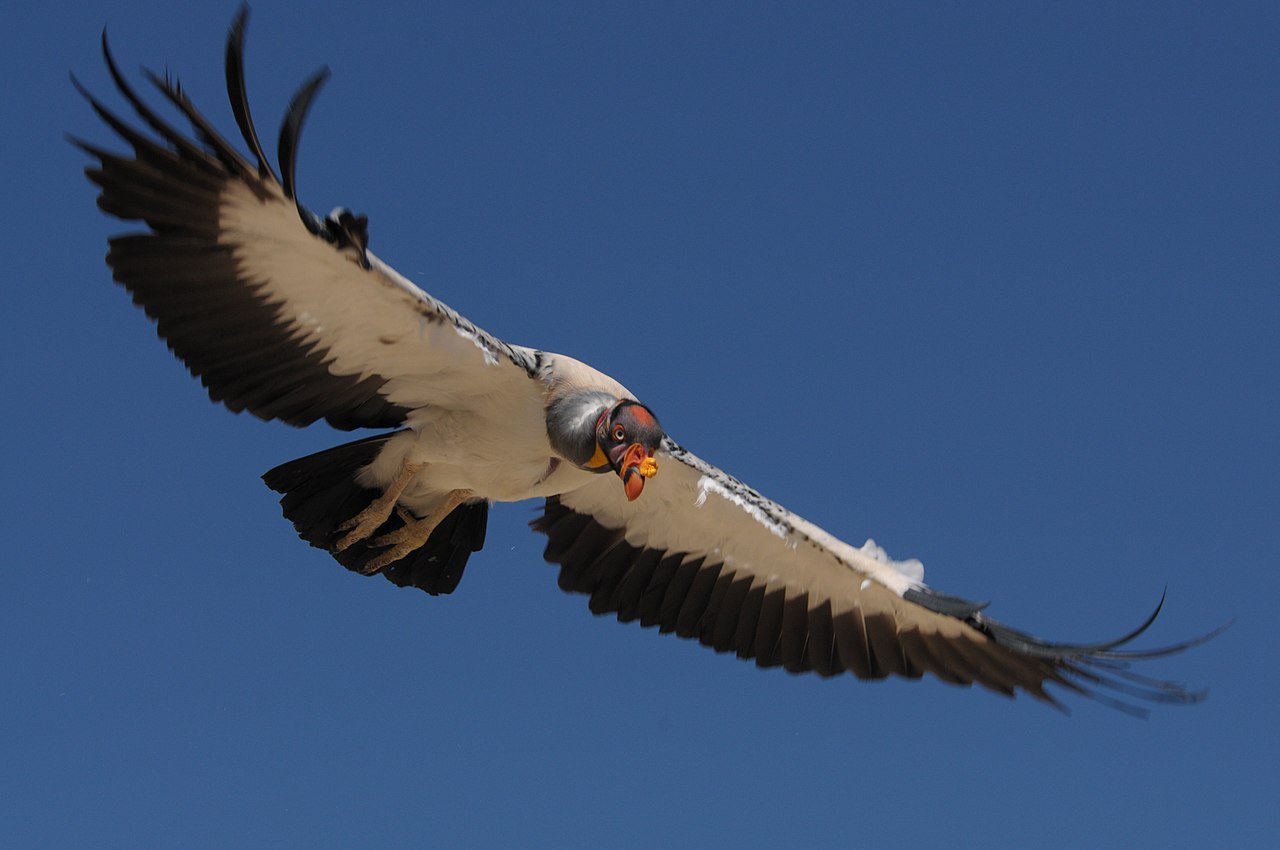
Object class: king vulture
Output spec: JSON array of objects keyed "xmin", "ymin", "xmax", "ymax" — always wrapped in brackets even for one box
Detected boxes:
[{"xmin": 74, "ymin": 7, "xmax": 1219, "ymax": 714}]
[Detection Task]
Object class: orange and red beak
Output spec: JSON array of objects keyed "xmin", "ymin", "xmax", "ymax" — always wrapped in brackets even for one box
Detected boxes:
[{"xmin": 617, "ymin": 443, "xmax": 658, "ymax": 501}]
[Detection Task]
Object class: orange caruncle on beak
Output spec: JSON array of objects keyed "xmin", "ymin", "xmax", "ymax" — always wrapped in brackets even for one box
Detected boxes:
[{"xmin": 619, "ymin": 443, "xmax": 658, "ymax": 501}]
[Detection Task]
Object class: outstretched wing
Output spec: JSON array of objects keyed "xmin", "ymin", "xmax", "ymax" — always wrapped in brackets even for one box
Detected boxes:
[
  {"xmin": 533, "ymin": 437, "xmax": 1218, "ymax": 713},
  {"xmin": 73, "ymin": 8, "xmax": 543, "ymax": 431}
]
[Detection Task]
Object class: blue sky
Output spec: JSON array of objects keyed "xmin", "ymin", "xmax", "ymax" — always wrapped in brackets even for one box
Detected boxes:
[{"xmin": 3, "ymin": 1, "xmax": 1277, "ymax": 846}]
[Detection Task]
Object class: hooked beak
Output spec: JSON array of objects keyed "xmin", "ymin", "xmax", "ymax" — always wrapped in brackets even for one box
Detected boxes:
[{"xmin": 617, "ymin": 443, "xmax": 658, "ymax": 501}]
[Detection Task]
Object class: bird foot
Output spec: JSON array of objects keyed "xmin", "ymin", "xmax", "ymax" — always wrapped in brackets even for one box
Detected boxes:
[
  {"xmin": 359, "ymin": 490, "xmax": 474, "ymax": 575},
  {"xmin": 333, "ymin": 460, "xmax": 423, "ymax": 551},
  {"xmin": 361, "ymin": 509, "xmax": 437, "ymax": 574},
  {"xmin": 335, "ymin": 504, "xmax": 392, "ymax": 552}
]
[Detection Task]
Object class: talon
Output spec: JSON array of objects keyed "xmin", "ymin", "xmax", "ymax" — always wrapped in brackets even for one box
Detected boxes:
[
  {"xmin": 370, "ymin": 511, "xmax": 420, "ymax": 549},
  {"xmin": 334, "ymin": 509, "xmax": 387, "ymax": 551},
  {"xmin": 362, "ymin": 523, "xmax": 433, "ymax": 574},
  {"xmin": 357, "ymin": 489, "xmax": 475, "ymax": 575},
  {"xmin": 332, "ymin": 459, "xmax": 423, "ymax": 551},
  {"xmin": 361, "ymin": 546, "xmax": 413, "ymax": 575}
]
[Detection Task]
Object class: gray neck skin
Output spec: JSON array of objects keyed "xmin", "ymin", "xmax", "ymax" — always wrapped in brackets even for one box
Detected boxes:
[{"xmin": 546, "ymin": 391, "xmax": 616, "ymax": 467}]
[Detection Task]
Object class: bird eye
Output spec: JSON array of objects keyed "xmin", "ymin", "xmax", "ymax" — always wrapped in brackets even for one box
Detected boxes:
[{"xmin": 613, "ymin": 425, "xmax": 626, "ymax": 441}]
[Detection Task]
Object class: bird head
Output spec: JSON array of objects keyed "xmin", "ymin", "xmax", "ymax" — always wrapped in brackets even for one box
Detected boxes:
[{"xmin": 593, "ymin": 400, "xmax": 664, "ymax": 501}]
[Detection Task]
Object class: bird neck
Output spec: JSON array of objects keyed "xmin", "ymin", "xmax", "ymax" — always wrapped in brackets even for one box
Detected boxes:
[{"xmin": 546, "ymin": 391, "xmax": 617, "ymax": 470}]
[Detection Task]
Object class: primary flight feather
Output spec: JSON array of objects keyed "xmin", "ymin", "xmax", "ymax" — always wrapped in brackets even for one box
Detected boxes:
[{"xmin": 76, "ymin": 7, "xmax": 1218, "ymax": 714}]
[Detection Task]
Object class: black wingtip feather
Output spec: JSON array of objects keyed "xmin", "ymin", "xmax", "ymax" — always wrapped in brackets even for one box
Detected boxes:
[
  {"xmin": 969, "ymin": 591, "xmax": 1223, "ymax": 712},
  {"xmin": 904, "ymin": 586, "xmax": 990, "ymax": 618},
  {"xmin": 95, "ymin": 33, "xmax": 223, "ymax": 174},
  {"xmin": 278, "ymin": 66, "xmax": 330, "ymax": 205},
  {"xmin": 976, "ymin": 590, "xmax": 1170, "ymax": 661},
  {"xmin": 225, "ymin": 4, "xmax": 276, "ymax": 181},
  {"xmin": 139, "ymin": 66, "xmax": 258, "ymax": 178},
  {"xmin": 68, "ymin": 71, "xmax": 91, "ymax": 102}
]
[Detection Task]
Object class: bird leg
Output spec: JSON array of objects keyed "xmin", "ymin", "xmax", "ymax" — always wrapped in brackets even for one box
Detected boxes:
[
  {"xmin": 334, "ymin": 459, "xmax": 424, "ymax": 552},
  {"xmin": 361, "ymin": 489, "xmax": 475, "ymax": 574}
]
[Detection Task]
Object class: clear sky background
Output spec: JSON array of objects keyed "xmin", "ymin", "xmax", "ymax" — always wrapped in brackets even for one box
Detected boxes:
[{"xmin": 3, "ymin": 1, "xmax": 1276, "ymax": 846}]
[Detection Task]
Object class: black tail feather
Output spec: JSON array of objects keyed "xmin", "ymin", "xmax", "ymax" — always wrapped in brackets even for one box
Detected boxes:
[{"xmin": 262, "ymin": 432, "xmax": 486, "ymax": 596}]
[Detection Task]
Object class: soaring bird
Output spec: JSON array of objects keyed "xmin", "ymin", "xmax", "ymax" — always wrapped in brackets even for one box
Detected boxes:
[{"xmin": 75, "ymin": 8, "xmax": 1216, "ymax": 714}]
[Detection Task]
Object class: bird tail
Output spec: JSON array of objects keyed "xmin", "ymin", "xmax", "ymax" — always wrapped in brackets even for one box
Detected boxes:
[{"xmin": 261, "ymin": 431, "xmax": 487, "ymax": 595}]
